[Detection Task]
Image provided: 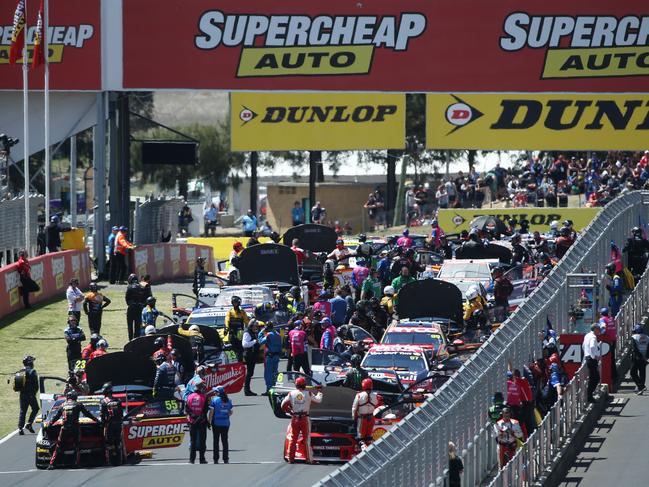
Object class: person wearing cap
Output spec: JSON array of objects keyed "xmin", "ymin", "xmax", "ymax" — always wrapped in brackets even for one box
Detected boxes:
[
  {"xmin": 107, "ymin": 226, "xmax": 119, "ymax": 284},
  {"xmin": 64, "ymin": 315, "xmax": 86, "ymax": 371},
  {"xmin": 89, "ymin": 339, "xmax": 109, "ymax": 362},
  {"xmin": 208, "ymin": 385, "xmax": 233, "ymax": 463},
  {"xmin": 429, "ymin": 219, "xmax": 446, "ymax": 251},
  {"xmin": 183, "ymin": 365, "xmax": 208, "ymax": 402},
  {"xmin": 313, "ymin": 290, "xmax": 332, "ymax": 318},
  {"xmin": 185, "ymin": 381, "xmax": 208, "ymax": 464},
  {"xmin": 319, "ymin": 317, "xmax": 337, "ymax": 351},
  {"xmin": 582, "ymin": 323, "xmax": 601, "ymax": 402},
  {"xmin": 494, "ymin": 407, "xmax": 524, "ymax": 467},
  {"xmin": 258, "ymin": 322, "xmax": 282, "ymax": 395},
  {"xmin": 113, "ymin": 226, "xmax": 135, "ymax": 284},
  {"xmin": 17, "ymin": 355, "xmax": 39, "ymax": 435},
  {"xmin": 288, "ymin": 320, "xmax": 310, "ymax": 375},
  {"xmin": 83, "ymin": 282, "xmax": 111, "ymax": 335},
  {"xmin": 240, "ymin": 209, "xmax": 257, "ymax": 237},
  {"xmin": 396, "ymin": 229, "xmax": 413, "ymax": 249},
  {"xmin": 488, "ymin": 392, "xmax": 505, "ymax": 424},
  {"xmin": 82, "ymin": 333, "xmax": 102, "ymax": 360},
  {"xmin": 46, "ymin": 215, "xmax": 61, "ymax": 253},
  {"xmin": 328, "ymin": 239, "xmax": 352, "ymax": 267},
  {"xmin": 380, "ymin": 286, "xmax": 395, "ymax": 315},
  {"xmin": 631, "ymin": 324, "xmax": 649, "ymax": 394}
]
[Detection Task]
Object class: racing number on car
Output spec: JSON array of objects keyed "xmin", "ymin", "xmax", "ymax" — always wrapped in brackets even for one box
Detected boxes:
[
  {"xmin": 410, "ymin": 355, "xmax": 419, "ymax": 361},
  {"xmin": 74, "ymin": 359, "xmax": 86, "ymax": 370},
  {"xmin": 165, "ymin": 400, "xmax": 177, "ymax": 411},
  {"xmin": 276, "ymin": 372, "xmax": 283, "ymax": 384}
]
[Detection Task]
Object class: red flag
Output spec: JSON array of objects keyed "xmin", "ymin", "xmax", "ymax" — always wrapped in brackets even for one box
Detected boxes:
[
  {"xmin": 9, "ymin": 0, "xmax": 26, "ymax": 65},
  {"xmin": 32, "ymin": 0, "xmax": 44, "ymax": 68}
]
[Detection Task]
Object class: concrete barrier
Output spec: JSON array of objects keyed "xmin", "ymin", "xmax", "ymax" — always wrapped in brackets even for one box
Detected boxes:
[
  {"xmin": 0, "ymin": 249, "xmax": 91, "ymax": 320},
  {"xmin": 128, "ymin": 243, "xmax": 214, "ymax": 282}
]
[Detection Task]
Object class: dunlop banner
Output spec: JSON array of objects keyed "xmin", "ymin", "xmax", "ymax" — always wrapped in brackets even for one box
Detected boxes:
[
  {"xmin": 230, "ymin": 92, "xmax": 405, "ymax": 151},
  {"xmin": 427, "ymin": 94, "xmax": 649, "ymax": 150},
  {"xmin": 436, "ymin": 208, "xmax": 601, "ymax": 234}
]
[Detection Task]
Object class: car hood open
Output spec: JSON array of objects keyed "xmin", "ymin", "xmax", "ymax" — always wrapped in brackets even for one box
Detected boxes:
[
  {"xmin": 157, "ymin": 323, "xmax": 223, "ymax": 349},
  {"xmin": 237, "ymin": 243, "xmax": 300, "ymax": 287},
  {"xmin": 282, "ymin": 224, "xmax": 338, "ymax": 253},
  {"xmin": 123, "ymin": 334, "xmax": 194, "ymax": 375},
  {"xmin": 396, "ymin": 279, "xmax": 463, "ymax": 324},
  {"xmin": 311, "ymin": 387, "xmax": 357, "ymax": 418},
  {"xmin": 455, "ymin": 243, "xmax": 512, "ymax": 263},
  {"xmin": 85, "ymin": 351, "xmax": 156, "ymax": 393}
]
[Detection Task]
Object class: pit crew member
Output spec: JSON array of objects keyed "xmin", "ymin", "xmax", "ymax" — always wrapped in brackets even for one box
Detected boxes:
[
  {"xmin": 281, "ymin": 377, "xmax": 323, "ymax": 464},
  {"xmin": 352, "ymin": 378, "xmax": 383, "ymax": 448}
]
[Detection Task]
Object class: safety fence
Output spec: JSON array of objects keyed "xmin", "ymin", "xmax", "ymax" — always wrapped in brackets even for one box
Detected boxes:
[
  {"xmin": 491, "ymin": 264, "xmax": 649, "ymax": 486},
  {"xmin": 0, "ymin": 196, "xmax": 43, "ymax": 265},
  {"xmin": 133, "ymin": 198, "xmax": 184, "ymax": 245},
  {"xmin": 128, "ymin": 243, "xmax": 214, "ymax": 282},
  {"xmin": 316, "ymin": 191, "xmax": 649, "ymax": 487},
  {"xmin": 0, "ymin": 249, "xmax": 91, "ymax": 320}
]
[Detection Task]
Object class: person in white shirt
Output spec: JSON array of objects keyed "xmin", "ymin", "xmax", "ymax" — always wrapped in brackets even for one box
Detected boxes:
[
  {"xmin": 242, "ymin": 320, "xmax": 259, "ymax": 396},
  {"xmin": 582, "ymin": 324, "xmax": 601, "ymax": 402},
  {"xmin": 66, "ymin": 278, "xmax": 85, "ymax": 324}
]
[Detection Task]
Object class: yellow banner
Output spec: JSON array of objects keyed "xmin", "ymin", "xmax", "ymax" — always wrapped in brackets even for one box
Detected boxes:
[
  {"xmin": 426, "ymin": 93, "xmax": 649, "ymax": 150},
  {"xmin": 231, "ymin": 92, "xmax": 405, "ymax": 151},
  {"xmin": 436, "ymin": 208, "xmax": 601, "ymax": 234},
  {"xmin": 543, "ymin": 47, "xmax": 649, "ymax": 79}
]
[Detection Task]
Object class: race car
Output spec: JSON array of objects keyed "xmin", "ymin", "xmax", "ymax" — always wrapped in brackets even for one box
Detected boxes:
[
  {"xmin": 35, "ymin": 352, "xmax": 188, "ymax": 469},
  {"xmin": 360, "ymin": 344, "xmax": 431, "ymax": 388},
  {"xmin": 380, "ymin": 322, "xmax": 451, "ymax": 361}
]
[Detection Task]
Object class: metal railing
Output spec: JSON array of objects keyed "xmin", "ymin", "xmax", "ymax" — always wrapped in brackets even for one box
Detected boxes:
[
  {"xmin": 133, "ymin": 198, "xmax": 184, "ymax": 245},
  {"xmin": 316, "ymin": 191, "xmax": 649, "ymax": 487},
  {"xmin": 0, "ymin": 196, "xmax": 43, "ymax": 265}
]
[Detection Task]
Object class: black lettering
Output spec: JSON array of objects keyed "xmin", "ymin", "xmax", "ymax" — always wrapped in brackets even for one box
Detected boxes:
[
  {"xmin": 637, "ymin": 52, "xmax": 649, "ymax": 68},
  {"xmin": 287, "ymin": 106, "xmax": 308, "ymax": 123},
  {"xmin": 307, "ymin": 106, "xmax": 333, "ymax": 123},
  {"xmin": 262, "ymin": 107, "xmax": 286, "ymax": 123},
  {"xmin": 585, "ymin": 100, "xmax": 643, "ymax": 130},
  {"xmin": 307, "ymin": 51, "xmax": 328, "ymax": 68},
  {"xmin": 547, "ymin": 214, "xmax": 561, "ymax": 222},
  {"xmin": 544, "ymin": 100, "xmax": 592, "ymax": 130},
  {"xmin": 281, "ymin": 52, "xmax": 305, "ymax": 69},
  {"xmin": 634, "ymin": 102, "xmax": 649, "ymax": 130},
  {"xmin": 330, "ymin": 51, "xmax": 355, "ymax": 68},
  {"xmin": 560, "ymin": 55, "xmax": 584, "ymax": 72},
  {"xmin": 255, "ymin": 53, "xmax": 278, "ymax": 70},
  {"xmin": 491, "ymin": 100, "xmax": 543, "ymax": 129},
  {"xmin": 373, "ymin": 105, "xmax": 397, "ymax": 122},
  {"xmin": 530, "ymin": 214, "xmax": 545, "ymax": 225},
  {"xmin": 586, "ymin": 53, "xmax": 611, "ymax": 71},
  {"xmin": 613, "ymin": 52, "xmax": 634, "ymax": 69},
  {"xmin": 352, "ymin": 106, "xmax": 374, "ymax": 122},
  {"xmin": 331, "ymin": 106, "xmax": 350, "ymax": 122}
]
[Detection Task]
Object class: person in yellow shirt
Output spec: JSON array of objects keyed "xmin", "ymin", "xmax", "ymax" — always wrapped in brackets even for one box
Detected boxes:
[
  {"xmin": 225, "ymin": 296, "xmax": 249, "ymax": 361},
  {"xmin": 463, "ymin": 286, "xmax": 487, "ymax": 342},
  {"xmin": 380, "ymin": 286, "xmax": 395, "ymax": 315}
]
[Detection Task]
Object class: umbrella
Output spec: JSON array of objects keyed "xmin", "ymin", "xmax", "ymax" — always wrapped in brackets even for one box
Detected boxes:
[{"xmin": 469, "ymin": 215, "xmax": 508, "ymax": 235}]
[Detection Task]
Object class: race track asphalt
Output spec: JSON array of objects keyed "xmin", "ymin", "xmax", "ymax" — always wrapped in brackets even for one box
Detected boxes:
[{"xmin": 0, "ymin": 279, "xmax": 338, "ymax": 487}]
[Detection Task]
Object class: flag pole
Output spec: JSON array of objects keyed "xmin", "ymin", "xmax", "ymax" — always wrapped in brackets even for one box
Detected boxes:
[
  {"xmin": 44, "ymin": 0, "xmax": 50, "ymax": 226},
  {"xmin": 23, "ymin": 0, "xmax": 30, "ymax": 252}
]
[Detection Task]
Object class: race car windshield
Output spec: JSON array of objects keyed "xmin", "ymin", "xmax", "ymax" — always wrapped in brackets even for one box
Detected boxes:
[
  {"xmin": 187, "ymin": 314, "xmax": 226, "ymax": 327},
  {"xmin": 46, "ymin": 399, "xmax": 102, "ymax": 421},
  {"xmin": 383, "ymin": 332, "xmax": 443, "ymax": 347},
  {"xmin": 215, "ymin": 288, "xmax": 273, "ymax": 307},
  {"xmin": 362, "ymin": 353, "xmax": 427, "ymax": 372},
  {"xmin": 438, "ymin": 263, "xmax": 491, "ymax": 279}
]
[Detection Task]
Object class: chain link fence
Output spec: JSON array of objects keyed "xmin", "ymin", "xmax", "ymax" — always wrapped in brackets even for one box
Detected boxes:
[
  {"xmin": 133, "ymin": 198, "xmax": 184, "ymax": 245},
  {"xmin": 316, "ymin": 191, "xmax": 649, "ymax": 487},
  {"xmin": 0, "ymin": 196, "xmax": 43, "ymax": 265}
]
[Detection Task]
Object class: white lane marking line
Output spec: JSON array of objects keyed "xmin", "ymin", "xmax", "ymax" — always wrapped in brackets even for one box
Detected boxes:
[
  {"xmin": 140, "ymin": 461, "xmax": 284, "ymax": 466},
  {"xmin": 0, "ymin": 429, "xmax": 19, "ymax": 446},
  {"xmin": 0, "ymin": 469, "xmax": 37, "ymax": 474}
]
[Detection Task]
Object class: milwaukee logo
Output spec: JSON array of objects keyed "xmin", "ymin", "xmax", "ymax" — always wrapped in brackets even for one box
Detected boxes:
[{"xmin": 204, "ymin": 366, "xmax": 244, "ymax": 389}]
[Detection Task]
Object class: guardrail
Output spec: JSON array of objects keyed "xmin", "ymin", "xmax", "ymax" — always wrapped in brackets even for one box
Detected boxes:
[{"xmin": 316, "ymin": 191, "xmax": 649, "ymax": 487}]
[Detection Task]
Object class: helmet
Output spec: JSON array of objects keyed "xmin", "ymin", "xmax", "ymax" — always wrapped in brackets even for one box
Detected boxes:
[
  {"xmin": 606, "ymin": 262, "xmax": 616, "ymax": 274},
  {"xmin": 634, "ymin": 324, "xmax": 644, "ymax": 334},
  {"xmin": 465, "ymin": 287, "xmax": 479, "ymax": 301},
  {"xmin": 511, "ymin": 233, "xmax": 521, "ymax": 243},
  {"xmin": 538, "ymin": 252, "xmax": 549, "ymax": 262},
  {"xmin": 336, "ymin": 239, "xmax": 344, "ymax": 246},
  {"xmin": 66, "ymin": 390, "xmax": 78, "ymax": 400},
  {"xmin": 293, "ymin": 320, "xmax": 303, "ymax": 329},
  {"xmin": 197, "ymin": 256, "xmax": 206, "ymax": 264},
  {"xmin": 361, "ymin": 378, "xmax": 373, "ymax": 391},
  {"xmin": 51, "ymin": 215, "xmax": 59, "ymax": 223},
  {"xmin": 559, "ymin": 227, "xmax": 570, "ymax": 236},
  {"xmin": 189, "ymin": 324, "xmax": 200, "ymax": 333},
  {"xmin": 321, "ymin": 317, "xmax": 331, "ymax": 325},
  {"xmin": 295, "ymin": 377, "xmax": 307, "ymax": 389},
  {"xmin": 74, "ymin": 367, "xmax": 85, "ymax": 377},
  {"xmin": 102, "ymin": 382, "xmax": 113, "ymax": 395},
  {"xmin": 383, "ymin": 286, "xmax": 395, "ymax": 296},
  {"xmin": 337, "ymin": 325, "xmax": 347, "ymax": 337},
  {"xmin": 549, "ymin": 354, "xmax": 560, "ymax": 365},
  {"xmin": 493, "ymin": 392, "xmax": 504, "ymax": 403},
  {"xmin": 358, "ymin": 234, "xmax": 367, "ymax": 242},
  {"xmin": 350, "ymin": 354, "xmax": 362, "ymax": 367},
  {"xmin": 600, "ymin": 307, "xmax": 609, "ymax": 316},
  {"xmin": 195, "ymin": 365, "xmax": 208, "ymax": 376},
  {"xmin": 112, "ymin": 226, "xmax": 119, "ymax": 231},
  {"xmin": 170, "ymin": 348, "xmax": 180, "ymax": 358},
  {"xmin": 88, "ymin": 334, "xmax": 100, "ymax": 346},
  {"xmin": 119, "ymin": 226, "xmax": 128, "ymax": 232},
  {"xmin": 549, "ymin": 220, "xmax": 559, "ymax": 230},
  {"xmin": 550, "ymin": 363, "xmax": 559, "ymax": 372},
  {"xmin": 231, "ymin": 295, "xmax": 242, "ymax": 306},
  {"xmin": 154, "ymin": 337, "xmax": 165, "ymax": 348},
  {"xmin": 432, "ymin": 219, "xmax": 438, "ymax": 226},
  {"xmin": 214, "ymin": 385, "xmax": 225, "ymax": 395},
  {"xmin": 89, "ymin": 282, "xmax": 98, "ymax": 291},
  {"xmin": 97, "ymin": 339, "xmax": 108, "ymax": 349},
  {"xmin": 146, "ymin": 296, "xmax": 156, "ymax": 306},
  {"xmin": 154, "ymin": 353, "xmax": 166, "ymax": 364},
  {"xmin": 127, "ymin": 274, "xmax": 138, "ymax": 284},
  {"xmin": 289, "ymin": 286, "xmax": 301, "ymax": 299},
  {"xmin": 563, "ymin": 219, "xmax": 573, "ymax": 227},
  {"xmin": 233, "ymin": 241, "xmax": 243, "ymax": 251},
  {"xmin": 144, "ymin": 325, "xmax": 156, "ymax": 335},
  {"xmin": 22, "ymin": 355, "xmax": 35, "ymax": 366}
]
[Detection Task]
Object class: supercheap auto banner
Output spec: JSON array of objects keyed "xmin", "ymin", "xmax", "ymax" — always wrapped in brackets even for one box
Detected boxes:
[
  {"xmin": 436, "ymin": 208, "xmax": 601, "ymax": 234},
  {"xmin": 230, "ymin": 92, "xmax": 405, "ymax": 151},
  {"xmin": 0, "ymin": 0, "xmax": 100, "ymax": 90},
  {"xmin": 426, "ymin": 93, "xmax": 649, "ymax": 150},
  {"xmin": 122, "ymin": 0, "xmax": 648, "ymax": 91}
]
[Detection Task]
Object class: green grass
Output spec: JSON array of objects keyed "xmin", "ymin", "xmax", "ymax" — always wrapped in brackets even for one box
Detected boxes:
[{"xmin": 0, "ymin": 288, "xmax": 174, "ymax": 438}]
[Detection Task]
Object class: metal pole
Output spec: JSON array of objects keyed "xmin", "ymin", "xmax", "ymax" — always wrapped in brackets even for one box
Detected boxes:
[
  {"xmin": 44, "ymin": 0, "xmax": 50, "ymax": 225},
  {"xmin": 93, "ymin": 92, "xmax": 106, "ymax": 274},
  {"xmin": 22, "ymin": 0, "xmax": 30, "ymax": 250},
  {"xmin": 250, "ymin": 151, "xmax": 258, "ymax": 214},
  {"xmin": 393, "ymin": 154, "xmax": 407, "ymax": 227},
  {"xmin": 309, "ymin": 151, "xmax": 317, "ymax": 215},
  {"xmin": 70, "ymin": 134, "xmax": 77, "ymax": 226},
  {"xmin": 108, "ymin": 93, "xmax": 119, "ymax": 229}
]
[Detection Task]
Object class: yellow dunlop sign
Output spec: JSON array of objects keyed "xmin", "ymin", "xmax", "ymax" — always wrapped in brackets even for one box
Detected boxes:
[
  {"xmin": 436, "ymin": 208, "xmax": 601, "ymax": 234},
  {"xmin": 230, "ymin": 92, "xmax": 405, "ymax": 151},
  {"xmin": 426, "ymin": 93, "xmax": 649, "ymax": 150}
]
